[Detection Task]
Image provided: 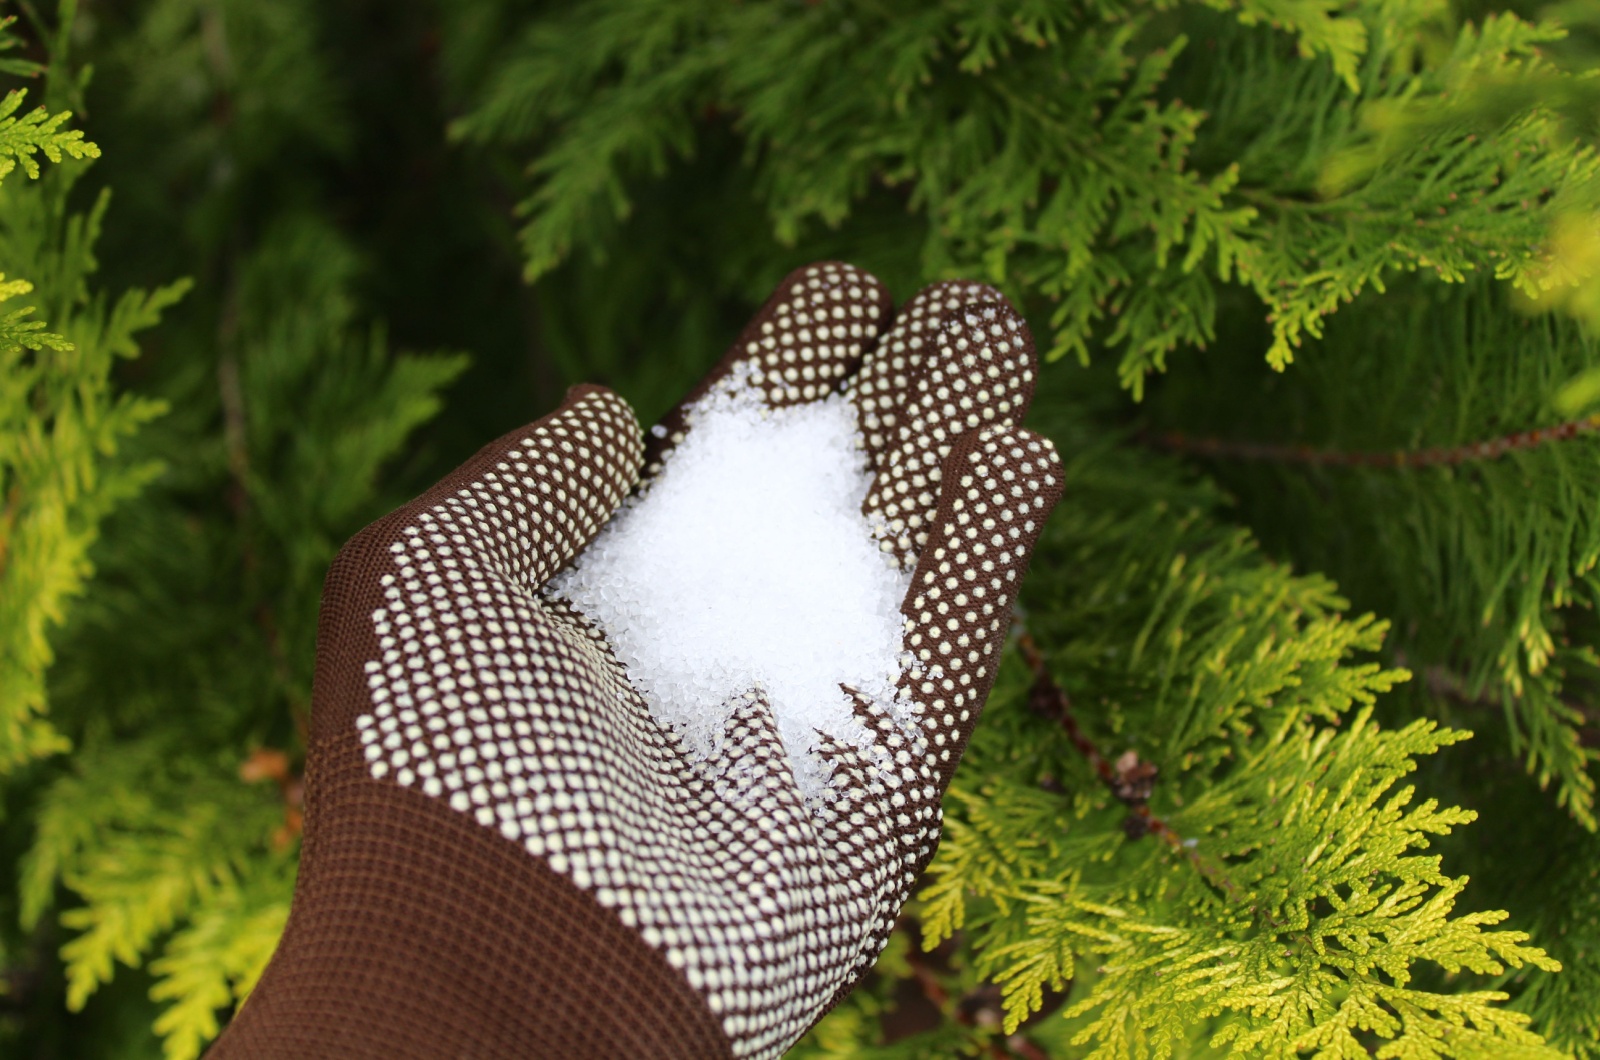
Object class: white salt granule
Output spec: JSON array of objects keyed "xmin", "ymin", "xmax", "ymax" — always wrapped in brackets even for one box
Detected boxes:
[{"xmin": 547, "ymin": 373, "xmax": 914, "ymax": 802}]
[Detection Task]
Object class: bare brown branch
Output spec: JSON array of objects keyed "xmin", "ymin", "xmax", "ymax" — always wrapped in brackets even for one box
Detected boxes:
[{"xmin": 1149, "ymin": 412, "xmax": 1600, "ymax": 470}]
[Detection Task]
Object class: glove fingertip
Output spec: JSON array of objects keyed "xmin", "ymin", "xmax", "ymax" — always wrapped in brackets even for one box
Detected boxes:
[
  {"xmin": 643, "ymin": 262, "xmax": 893, "ymax": 480},
  {"xmin": 559, "ymin": 383, "xmax": 647, "ymax": 481}
]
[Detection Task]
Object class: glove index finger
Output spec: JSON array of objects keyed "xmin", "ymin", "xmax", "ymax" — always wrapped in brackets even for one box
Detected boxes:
[
  {"xmin": 898, "ymin": 422, "xmax": 1064, "ymax": 790},
  {"xmin": 420, "ymin": 383, "xmax": 643, "ymax": 583},
  {"xmin": 643, "ymin": 261, "xmax": 893, "ymax": 479}
]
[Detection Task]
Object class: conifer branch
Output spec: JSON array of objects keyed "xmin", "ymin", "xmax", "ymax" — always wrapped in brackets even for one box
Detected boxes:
[
  {"xmin": 217, "ymin": 278, "xmax": 311, "ymax": 732},
  {"xmin": 1141, "ymin": 282, "xmax": 1600, "ymax": 828}
]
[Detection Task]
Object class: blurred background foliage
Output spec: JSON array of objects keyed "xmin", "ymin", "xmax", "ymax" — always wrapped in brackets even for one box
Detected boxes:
[{"xmin": 3, "ymin": 0, "xmax": 1600, "ymax": 1056}]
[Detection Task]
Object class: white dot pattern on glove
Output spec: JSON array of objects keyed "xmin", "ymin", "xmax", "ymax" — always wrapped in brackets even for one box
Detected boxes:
[
  {"xmin": 898, "ymin": 425, "xmax": 1059, "ymax": 776},
  {"xmin": 350, "ymin": 292, "xmax": 1063, "ymax": 1058},
  {"xmin": 849, "ymin": 280, "xmax": 1004, "ymax": 459},
  {"xmin": 864, "ymin": 302, "xmax": 1036, "ymax": 568},
  {"xmin": 743, "ymin": 262, "xmax": 882, "ymax": 406}
]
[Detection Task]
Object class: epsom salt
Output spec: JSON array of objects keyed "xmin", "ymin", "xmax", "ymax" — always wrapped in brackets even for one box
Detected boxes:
[{"xmin": 546, "ymin": 374, "xmax": 914, "ymax": 802}]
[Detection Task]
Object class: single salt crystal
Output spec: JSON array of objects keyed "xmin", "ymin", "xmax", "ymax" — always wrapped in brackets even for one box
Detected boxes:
[{"xmin": 547, "ymin": 369, "xmax": 915, "ymax": 803}]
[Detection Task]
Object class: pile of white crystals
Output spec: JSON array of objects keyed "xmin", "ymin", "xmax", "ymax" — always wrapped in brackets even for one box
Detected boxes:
[{"xmin": 546, "ymin": 372, "xmax": 915, "ymax": 802}]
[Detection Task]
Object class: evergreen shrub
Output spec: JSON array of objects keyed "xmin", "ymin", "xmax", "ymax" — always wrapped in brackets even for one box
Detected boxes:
[{"xmin": 3, "ymin": 0, "xmax": 1599, "ymax": 1056}]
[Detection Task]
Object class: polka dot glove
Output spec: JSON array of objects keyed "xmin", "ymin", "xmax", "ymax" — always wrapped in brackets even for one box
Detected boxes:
[{"xmin": 210, "ymin": 264, "xmax": 1064, "ymax": 1060}]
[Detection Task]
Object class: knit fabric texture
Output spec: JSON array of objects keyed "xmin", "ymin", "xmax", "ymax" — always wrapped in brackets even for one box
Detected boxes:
[{"xmin": 208, "ymin": 263, "xmax": 1065, "ymax": 1059}]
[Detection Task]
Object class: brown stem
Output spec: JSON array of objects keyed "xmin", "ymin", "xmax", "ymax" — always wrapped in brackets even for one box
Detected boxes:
[
  {"xmin": 1150, "ymin": 412, "xmax": 1600, "ymax": 470},
  {"xmin": 1016, "ymin": 629, "xmax": 1116, "ymax": 788},
  {"xmin": 1015, "ymin": 624, "xmax": 1252, "ymax": 908},
  {"xmin": 1401, "ymin": 656, "xmax": 1600, "ymax": 749},
  {"xmin": 1422, "ymin": 667, "xmax": 1487, "ymax": 705}
]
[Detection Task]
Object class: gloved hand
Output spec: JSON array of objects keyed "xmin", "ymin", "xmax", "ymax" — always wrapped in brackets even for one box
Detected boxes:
[{"xmin": 210, "ymin": 263, "xmax": 1064, "ymax": 1059}]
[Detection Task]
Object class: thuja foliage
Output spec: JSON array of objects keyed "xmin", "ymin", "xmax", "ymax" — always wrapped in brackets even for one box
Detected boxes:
[
  {"xmin": 0, "ymin": 8, "xmax": 150, "ymax": 778},
  {"xmin": 4, "ymin": 0, "xmax": 1600, "ymax": 1056},
  {"xmin": 1, "ymin": 2, "xmax": 468, "ymax": 1056}
]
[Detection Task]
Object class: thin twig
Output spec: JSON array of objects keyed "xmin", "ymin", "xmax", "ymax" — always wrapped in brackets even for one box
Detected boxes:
[
  {"xmin": 1015, "ymin": 624, "xmax": 1250, "ymax": 907},
  {"xmin": 1396, "ymin": 653, "xmax": 1600, "ymax": 749},
  {"xmin": 1390, "ymin": 649, "xmax": 1499, "ymax": 710},
  {"xmin": 1150, "ymin": 412, "xmax": 1600, "ymax": 470},
  {"xmin": 1016, "ymin": 629, "xmax": 1117, "ymax": 788}
]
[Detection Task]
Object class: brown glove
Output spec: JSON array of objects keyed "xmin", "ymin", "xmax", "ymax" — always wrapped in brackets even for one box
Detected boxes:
[{"xmin": 209, "ymin": 262, "xmax": 1064, "ymax": 1059}]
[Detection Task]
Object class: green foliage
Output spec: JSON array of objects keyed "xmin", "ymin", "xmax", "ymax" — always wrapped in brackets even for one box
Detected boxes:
[
  {"xmin": 1439, "ymin": 765, "xmax": 1600, "ymax": 1059},
  {"xmin": 0, "ymin": 86, "xmax": 99, "ymax": 185},
  {"xmin": 29, "ymin": 733, "xmax": 294, "ymax": 1059},
  {"xmin": 0, "ymin": 3, "xmax": 468, "ymax": 1055},
  {"xmin": 923, "ymin": 398, "xmax": 1555, "ymax": 1058},
  {"xmin": 102, "ymin": 0, "xmax": 352, "ymax": 259},
  {"xmin": 18, "ymin": 211, "xmax": 467, "ymax": 1056},
  {"xmin": 147, "ymin": 861, "xmax": 291, "ymax": 1060},
  {"xmin": 1147, "ymin": 281, "xmax": 1600, "ymax": 828},
  {"xmin": 53, "ymin": 752, "xmax": 282, "ymax": 1013},
  {"xmin": 5, "ymin": 0, "xmax": 1600, "ymax": 1056},
  {"xmin": 453, "ymin": 0, "xmax": 1600, "ymax": 392},
  {"xmin": 1050, "ymin": 718, "xmax": 1554, "ymax": 1058},
  {"xmin": 0, "ymin": 4, "xmax": 178, "ymax": 776}
]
